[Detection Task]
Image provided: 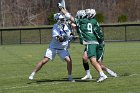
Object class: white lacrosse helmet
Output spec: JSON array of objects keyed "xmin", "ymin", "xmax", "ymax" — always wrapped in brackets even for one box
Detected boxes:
[
  {"xmin": 58, "ymin": 14, "xmax": 65, "ymax": 19},
  {"xmin": 56, "ymin": 13, "xmax": 66, "ymax": 24},
  {"xmin": 54, "ymin": 13, "xmax": 59, "ymax": 20},
  {"xmin": 90, "ymin": 9, "xmax": 96, "ymax": 18},
  {"xmin": 85, "ymin": 9, "xmax": 91, "ymax": 18},
  {"xmin": 76, "ymin": 10, "xmax": 86, "ymax": 18},
  {"xmin": 85, "ymin": 9, "xmax": 96, "ymax": 18},
  {"xmin": 54, "ymin": 13, "xmax": 65, "ymax": 20}
]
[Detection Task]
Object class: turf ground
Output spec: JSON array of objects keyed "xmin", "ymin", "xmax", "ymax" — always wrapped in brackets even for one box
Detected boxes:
[{"xmin": 0, "ymin": 42, "xmax": 140, "ymax": 93}]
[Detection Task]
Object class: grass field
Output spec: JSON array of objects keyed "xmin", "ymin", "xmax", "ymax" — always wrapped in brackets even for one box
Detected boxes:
[{"xmin": 0, "ymin": 42, "xmax": 140, "ymax": 93}]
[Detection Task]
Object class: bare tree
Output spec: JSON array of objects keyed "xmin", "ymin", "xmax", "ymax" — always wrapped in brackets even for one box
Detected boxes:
[
  {"xmin": 0, "ymin": 0, "xmax": 139, "ymax": 27},
  {"xmin": 0, "ymin": 0, "xmax": 6, "ymax": 27}
]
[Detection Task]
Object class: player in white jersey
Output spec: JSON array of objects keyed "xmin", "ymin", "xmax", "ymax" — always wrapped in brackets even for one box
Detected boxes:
[{"xmin": 29, "ymin": 13, "xmax": 75, "ymax": 82}]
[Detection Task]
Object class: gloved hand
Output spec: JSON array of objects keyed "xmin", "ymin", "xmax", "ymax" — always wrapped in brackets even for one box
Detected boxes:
[
  {"xmin": 57, "ymin": 3, "xmax": 64, "ymax": 10},
  {"xmin": 69, "ymin": 35, "xmax": 74, "ymax": 41},
  {"xmin": 56, "ymin": 36, "xmax": 65, "ymax": 42},
  {"xmin": 69, "ymin": 33, "xmax": 78, "ymax": 41},
  {"xmin": 98, "ymin": 41, "xmax": 105, "ymax": 48},
  {"xmin": 73, "ymin": 35, "xmax": 78, "ymax": 41}
]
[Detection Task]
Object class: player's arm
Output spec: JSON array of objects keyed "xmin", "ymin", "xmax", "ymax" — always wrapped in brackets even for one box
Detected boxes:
[
  {"xmin": 90, "ymin": 20, "xmax": 103, "ymax": 43},
  {"xmin": 53, "ymin": 24, "xmax": 66, "ymax": 42},
  {"xmin": 61, "ymin": 9, "xmax": 75, "ymax": 22},
  {"xmin": 57, "ymin": 3, "xmax": 75, "ymax": 22},
  {"xmin": 93, "ymin": 27, "xmax": 104, "ymax": 44}
]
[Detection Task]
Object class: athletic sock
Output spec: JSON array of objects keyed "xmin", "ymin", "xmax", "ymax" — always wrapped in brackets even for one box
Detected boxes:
[
  {"xmin": 86, "ymin": 70, "xmax": 91, "ymax": 76},
  {"xmin": 30, "ymin": 72, "xmax": 35, "ymax": 77},
  {"xmin": 68, "ymin": 75, "xmax": 72, "ymax": 78},
  {"xmin": 68, "ymin": 75, "xmax": 73, "ymax": 80},
  {"xmin": 99, "ymin": 71, "xmax": 106, "ymax": 77},
  {"xmin": 106, "ymin": 68, "xmax": 114, "ymax": 74}
]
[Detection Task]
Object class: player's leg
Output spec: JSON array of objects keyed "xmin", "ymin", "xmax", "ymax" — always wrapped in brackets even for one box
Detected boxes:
[
  {"xmin": 90, "ymin": 57, "xmax": 107, "ymax": 82},
  {"xmin": 99, "ymin": 61, "xmax": 117, "ymax": 77},
  {"xmin": 87, "ymin": 44, "xmax": 107, "ymax": 82},
  {"xmin": 64, "ymin": 56, "xmax": 73, "ymax": 80},
  {"xmin": 60, "ymin": 50, "xmax": 74, "ymax": 81},
  {"xmin": 29, "ymin": 48, "xmax": 54, "ymax": 80},
  {"xmin": 29, "ymin": 58, "xmax": 49, "ymax": 80},
  {"xmin": 81, "ymin": 50, "xmax": 92, "ymax": 80},
  {"xmin": 97, "ymin": 44, "xmax": 117, "ymax": 77}
]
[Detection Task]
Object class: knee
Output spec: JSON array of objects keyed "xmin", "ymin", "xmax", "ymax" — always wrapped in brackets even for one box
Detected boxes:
[
  {"xmin": 67, "ymin": 59, "xmax": 72, "ymax": 64},
  {"xmin": 65, "ymin": 56, "xmax": 72, "ymax": 64},
  {"xmin": 82, "ymin": 56, "xmax": 88, "ymax": 62},
  {"xmin": 90, "ymin": 57, "xmax": 97, "ymax": 63},
  {"xmin": 41, "ymin": 58, "xmax": 49, "ymax": 64}
]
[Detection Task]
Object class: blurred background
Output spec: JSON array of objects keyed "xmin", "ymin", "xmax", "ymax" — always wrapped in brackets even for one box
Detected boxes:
[{"xmin": 0, "ymin": 0, "xmax": 139, "ymax": 27}]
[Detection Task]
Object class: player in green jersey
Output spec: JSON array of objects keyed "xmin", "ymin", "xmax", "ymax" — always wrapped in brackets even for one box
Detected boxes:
[
  {"xmin": 57, "ymin": 3, "xmax": 107, "ymax": 82},
  {"xmin": 81, "ymin": 9, "xmax": 117, "ymax": 80}
]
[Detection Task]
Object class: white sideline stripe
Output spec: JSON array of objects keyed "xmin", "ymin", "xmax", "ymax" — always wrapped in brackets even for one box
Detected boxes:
[
  {"xmin": 129, "ymin": 74, "xmax": 139, "ymax": 76},
  {"xmin": 0, "ymin": 82, "xmax": 63, "ymax": 91},
  {"xmin": 115, "ymin": 73, "xmax": 139, "ymax": 78}
]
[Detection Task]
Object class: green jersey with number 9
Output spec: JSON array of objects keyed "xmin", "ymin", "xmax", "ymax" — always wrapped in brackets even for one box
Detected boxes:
[
  {"xmin": 75, "ymin": 18, "xmax": 98, "ymax": 45},
  {"xmin": 90, "ymin": 18, "xmax": 104, "ymax": 44}
]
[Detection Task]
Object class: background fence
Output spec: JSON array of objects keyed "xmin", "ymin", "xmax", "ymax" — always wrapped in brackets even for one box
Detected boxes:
[{"xmin": 0, "ymin": 24, "xmax": 140, "ymax": 45}]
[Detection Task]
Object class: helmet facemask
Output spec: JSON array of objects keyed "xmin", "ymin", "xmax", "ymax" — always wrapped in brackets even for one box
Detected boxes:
[
  {"xmin": 76, "ymin": 10, "xmax": 86, "ymax": 19},
  {"xmin": 54, "ymin": 13, "xmax": 66, "ymax": 25}
]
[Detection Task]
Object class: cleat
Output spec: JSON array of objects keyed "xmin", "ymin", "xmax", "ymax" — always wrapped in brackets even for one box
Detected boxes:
[
  {"xmin": 29, "ymin": 72, "xmax": 35, "ymax": 80},
  {"xmin": 29, "ymin": 75, "xmax": 34, "ymax": 80},
  {"xmin": 81, "ymin": 75, "xmax": 92, "ymax": 80},
  {"xmin": 97, "ymin": 75, "xmax": 107, "ymax": 82},
  {"xmin": 110, "ymin": 72, "xmax": 117, "ymax": 77},
  {"xmin": 107, "ymin": 69, "xmax": 117, "ymax": 77},
  {"xmin": 68, "ymin": 76, "xmax": 75, "ymax": 82}
]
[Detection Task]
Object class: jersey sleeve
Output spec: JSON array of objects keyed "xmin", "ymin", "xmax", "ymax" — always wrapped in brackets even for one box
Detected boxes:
[
  {"xmin": 92, "ymin": 20, "xmax": 104, "ymax": 44},
  {"xmin": 74, "ymin": 18, "xmax": 87, "ymax": 44}
]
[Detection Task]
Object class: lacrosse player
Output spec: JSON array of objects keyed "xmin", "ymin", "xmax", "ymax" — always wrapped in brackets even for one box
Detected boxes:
[
  {"xmin": 81, "ymin": 9, "xmax": 117, "ymax": 80},
  {"xmin": 57, "ymin": 3, "xmax": 108, "ymax": 82},
  {"xmin": 29, "ymin": 13, "xmax": 75, "ymax": 82}
]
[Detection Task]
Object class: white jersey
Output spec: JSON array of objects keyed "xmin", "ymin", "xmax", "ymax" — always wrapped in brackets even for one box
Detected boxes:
[{"xmin": 49, "ymin": 23, "xmax": 72, "ymax": 50}]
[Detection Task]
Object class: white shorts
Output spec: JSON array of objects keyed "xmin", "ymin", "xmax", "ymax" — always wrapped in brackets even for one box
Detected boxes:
[{"xmin": 44, "ymin": 48, "xmax": 70, "ymax": 60}]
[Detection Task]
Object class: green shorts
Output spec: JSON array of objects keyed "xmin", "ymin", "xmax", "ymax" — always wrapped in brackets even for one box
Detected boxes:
[
  {"xmin": 96, "ymin": 44, "xmax": 105, "ymax": 61},
  {"xmin": 85, "ymin": 44, "xmax": 104, "ymax": 61},
  {"xmin": 86, "ymin": 44, "xmax": 97, "ymax": 59}
]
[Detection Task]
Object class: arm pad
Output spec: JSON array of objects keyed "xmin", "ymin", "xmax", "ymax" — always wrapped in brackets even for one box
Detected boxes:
[{"xmin": 65, "ymin": 13, "xmax": 71, "ymax": 19}]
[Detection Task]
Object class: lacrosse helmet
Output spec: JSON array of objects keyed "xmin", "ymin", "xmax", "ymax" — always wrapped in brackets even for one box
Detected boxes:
[
  {"xmin": 54, "ymin": 13, "xmax": 61, "ymax": 21},
  {"xmin": 54, "ymin": 13, "xmax": 66, "ymax": 24},
  {"xmin": 85, "ymin": 9, "xmax": 96, "ymax": 18},
  {"xmin": 90, "ymin": 9, "xmax": 96, "ymax": 18},
  {"xmin": 54, "ymin": 13, "xmax": 65, "ymax": 20},
  {"xmin": 76, "ymin": 10, "xmax": 86, "ymax": 19}
]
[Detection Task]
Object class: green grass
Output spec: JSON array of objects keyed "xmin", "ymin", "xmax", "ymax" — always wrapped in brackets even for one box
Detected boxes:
[{"xmin": 0, "ymin": 42, "xmax": 140, "ymax": 93}]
